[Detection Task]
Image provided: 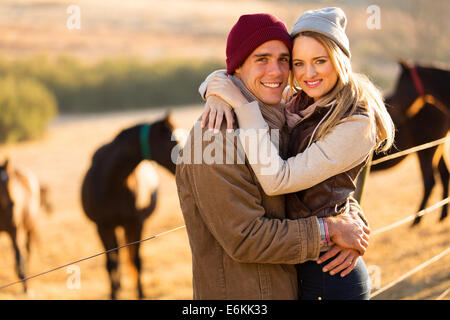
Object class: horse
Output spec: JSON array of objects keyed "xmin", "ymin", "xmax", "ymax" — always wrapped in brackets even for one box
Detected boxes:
[
  {"xmin": 81, "ymin": 114, "xmax": 179, "ymax": 299},
  {"xmin": 370, "ymin": 60, "xmax": 450, "ymax": 226},
  {"xmin": 0, "ymin": 159, "xmax": 41, "ymax": 293}
]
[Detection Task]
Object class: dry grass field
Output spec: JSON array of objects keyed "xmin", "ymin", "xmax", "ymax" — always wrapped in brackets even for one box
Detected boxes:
[
  {"xmin": 0, "ymin": 106, "xmax": 448, "ymax": 300},
  {"xmin": 0, "ymin": 0, "xmax": 448, "ymax": 301},
  {"xmin": 2, "ymin": 0, "xmax": 449, "ymax": 90}
]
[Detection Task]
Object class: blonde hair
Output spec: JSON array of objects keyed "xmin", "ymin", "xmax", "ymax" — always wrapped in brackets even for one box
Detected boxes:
[{"xmin": 289, "ymin": 31, "xmax": 395, "ymax": 152}]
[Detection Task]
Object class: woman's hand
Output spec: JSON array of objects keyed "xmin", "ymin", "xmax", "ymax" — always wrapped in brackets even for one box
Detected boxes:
[
  {"xmin": 201, "ymin": 95, "xmax": 235, "ymax": 132},
  {"xmin": 317, "ymin": 246, "xmax": 360, "ymax": 277},
  {"xmin": 205, "ymin": 77, "xmax": 248, "ymax": 109},
  {"xmin": 285, "ymin": 106, "xmax": 301, "ymax": 129}
]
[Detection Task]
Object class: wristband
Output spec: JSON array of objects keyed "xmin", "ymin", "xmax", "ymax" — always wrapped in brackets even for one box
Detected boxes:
[
  {"xmin": 323, "ymin": 218, "xmax": 331, "ymax": 246},
  {"xmin": 318, "ymin": 218, "xmax": 329, "ymax": 250}
]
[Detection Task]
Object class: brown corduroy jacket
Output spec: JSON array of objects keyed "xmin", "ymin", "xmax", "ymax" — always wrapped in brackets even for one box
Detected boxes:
[{"xmin": 176, "ymin": 119, "xmax": 321, "ymax": 300}]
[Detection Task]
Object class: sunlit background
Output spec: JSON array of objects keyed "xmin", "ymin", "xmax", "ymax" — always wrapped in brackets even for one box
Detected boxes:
[{"xmin": 0, "ymin": 0, "xmax": 448, "ymax": 300}]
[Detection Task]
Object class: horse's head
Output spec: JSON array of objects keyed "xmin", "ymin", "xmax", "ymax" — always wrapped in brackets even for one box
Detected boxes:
[
  {"xmin": 384, "ymin": 93, "xmax": 408, "ymax": 127},
  {"xmin": 388, "ymin": 59, "xmax": 419, "ymax": 114},
  {"xmin": 147, "ymin": 112, "xmax": 179, "ymax": 175},
  {"xmin": 0, "ymin": 159, "xmax": 14, "ymax": 215}
]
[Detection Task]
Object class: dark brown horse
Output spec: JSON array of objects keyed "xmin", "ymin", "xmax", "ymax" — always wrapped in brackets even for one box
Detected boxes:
[
  {"xmin": 0, "ymin": 159, "xmax": 42, "ymax": 293},
  {"xmin": 371, "ymin": 60, "xmax": 450, "ymax": 225},
  {"xmin": 81, "ymin": 114, "xmax": 178, "ymax": 299}
]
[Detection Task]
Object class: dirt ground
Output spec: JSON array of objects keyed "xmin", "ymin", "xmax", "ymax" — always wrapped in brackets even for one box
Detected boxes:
[{"xmin": 0, "ymin": 105, "xmax": 448, "ymax": 300}]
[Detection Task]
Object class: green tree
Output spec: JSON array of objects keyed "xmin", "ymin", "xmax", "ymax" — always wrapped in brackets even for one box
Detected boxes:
[{"xmin": 0, "ymin": 76, "xmax": 57, "ymax": 143}]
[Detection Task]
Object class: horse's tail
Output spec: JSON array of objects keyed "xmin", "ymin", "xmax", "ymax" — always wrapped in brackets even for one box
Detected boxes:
[
  {"xmin": 148, "ymin": 189, "xmax": 158, "ymax": 214},
  {"xmin": 138, "ymin": 189, "xmax": 158, "ymax": 218}
]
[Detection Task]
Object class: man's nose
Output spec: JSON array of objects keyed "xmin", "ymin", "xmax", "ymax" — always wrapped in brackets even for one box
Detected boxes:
[{"xmin": 267, "ymin": 61, "xmax": 283, "ymax": 77}]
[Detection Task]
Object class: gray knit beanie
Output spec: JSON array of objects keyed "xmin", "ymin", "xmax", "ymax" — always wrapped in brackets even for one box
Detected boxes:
[{"xmin": 290, "ymin": 7, "xmax": 351, "ymax": 57}]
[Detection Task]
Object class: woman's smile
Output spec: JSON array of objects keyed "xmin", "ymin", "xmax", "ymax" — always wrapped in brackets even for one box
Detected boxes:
[{"xmin": 304, "ymin": 79, "xmax": 323, "ymax": 88}]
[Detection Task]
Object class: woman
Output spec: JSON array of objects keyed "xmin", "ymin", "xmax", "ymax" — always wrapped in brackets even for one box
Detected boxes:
[{"xmin": 200, "ymin": 7, "xmax": 395, "ymax": 300}]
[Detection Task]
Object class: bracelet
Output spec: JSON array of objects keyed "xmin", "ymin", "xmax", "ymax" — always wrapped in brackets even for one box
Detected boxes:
[
  {"xmin": 323, "ymin": 218, "xmax": 331, "ymax": 246},
  {"xmin": 318, "ymin": 218, "xmax": 328, "ymax": 249}
]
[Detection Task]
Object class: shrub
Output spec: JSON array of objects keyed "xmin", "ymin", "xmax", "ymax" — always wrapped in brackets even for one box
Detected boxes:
[
  {"xmin": 0, "ymin": 75, "xmax": 57, "ymax": 143},
  {"xmin": 0, "ymin": 55, "xmax": 224, "ymax": 113}
]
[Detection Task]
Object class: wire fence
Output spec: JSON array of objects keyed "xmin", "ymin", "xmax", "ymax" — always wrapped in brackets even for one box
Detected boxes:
[
  {"xmin": 371, "ymin": 135, "xmax": 450, "ymax": 166},
  {"xmin": 0, "ymin": 135, "xmax": 449, "ymax": 299},
  {"xmin": 370, "ymin": 248, "xmax": 450, "ymax": 299},
  {"xmin": 0, "ymin": 226, "xmax": 186, "ymax": 291},
  {"xmin": 372, "ymin": 197, "xmax": 450, "ymax": 236},
  {"xmin": 436, "ymin": 287, "xmax": 450, "ymax": 300}
]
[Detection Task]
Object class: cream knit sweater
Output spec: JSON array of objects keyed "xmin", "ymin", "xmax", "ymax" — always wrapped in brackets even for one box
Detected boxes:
[
  {"xmin": 234, "ymin": 101, "xmax": 376, "ymax": 196},
  {"xmin": 199, "ymin": 70, "xmax": 377, "ymax": 196}
]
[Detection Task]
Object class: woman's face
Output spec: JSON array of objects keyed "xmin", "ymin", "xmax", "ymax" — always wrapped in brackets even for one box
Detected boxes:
[{"xmin": 292, "ymin": 35, "xmax": 338, "ymax": 101}]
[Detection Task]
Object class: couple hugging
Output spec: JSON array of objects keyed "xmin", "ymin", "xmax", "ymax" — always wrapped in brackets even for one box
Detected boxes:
[{"xmin": 176, "ymin": 7, "xmax": 394, "ymax": 300}]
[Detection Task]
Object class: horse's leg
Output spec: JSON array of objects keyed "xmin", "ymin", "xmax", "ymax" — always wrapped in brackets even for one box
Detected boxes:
[
  {"xmin": 412, "ymin": 149, "xmax": 436, "ymax": 226},
  {"xmin": 97, "ymin": 224, "xmax": 120, "ymax": 299},
  {"xmin": 124, "ymin": 221, "xmax": 145, "ymax": 299},
  {"xmin": 438, "ymin": 156, "xmax": 449, "ymax": 221},
  {"xmin": 7, "ymin": 227, "xmax": 27, "ymax": 293}
]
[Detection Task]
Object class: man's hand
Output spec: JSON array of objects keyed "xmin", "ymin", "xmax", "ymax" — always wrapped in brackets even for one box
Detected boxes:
[{"xmin": 326, "ymin": 211, "xmax": 370, "ymax": 255}]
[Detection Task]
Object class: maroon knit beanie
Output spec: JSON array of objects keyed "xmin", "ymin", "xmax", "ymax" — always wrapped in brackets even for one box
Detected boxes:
[{"xmin": 226, "ymin": 13, "xmax": 293, "ymax": 74}]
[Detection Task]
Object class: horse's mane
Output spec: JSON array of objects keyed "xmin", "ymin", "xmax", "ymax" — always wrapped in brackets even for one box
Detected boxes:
[
  {"xmin": 416, "ymin": 63, "xmax": 450, "ymax": 78},
  {"xmin": 91, "ymin": 124, "xmax": 142, "ymax": 163},
  {"xmin": 114, "ymin": 124, "xmax": 142, "ymax": 142}
]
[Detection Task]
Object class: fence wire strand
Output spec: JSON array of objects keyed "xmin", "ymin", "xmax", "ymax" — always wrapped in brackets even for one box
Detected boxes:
[
  {"xmin": 371, "ymin": 135, "xmax": 450, "ymax": 166},
  {"xmin": 436, "ymin": 287, "xmax": 450, "ymax": 300},
  {"xmin": 0, "ymin": 225, "xmax": 186, "ymax": 291},
  {"xmin": 372, "ymin": 197, "xmax": 450, "ymax": 236},
  {"xmin": 370, "ymin": 247, "xmax": 450, "ymax": 299}
]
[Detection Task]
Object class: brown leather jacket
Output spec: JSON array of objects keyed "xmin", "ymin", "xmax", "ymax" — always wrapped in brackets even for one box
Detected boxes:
[{"xmin": 286, "ymin": 104, "xmax": 370, "ymax": 222}]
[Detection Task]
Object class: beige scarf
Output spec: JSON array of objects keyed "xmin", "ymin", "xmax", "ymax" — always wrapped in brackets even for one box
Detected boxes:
[{"xmin": 231, "ymin": 76, "xmax": 286, "ymax": 130}]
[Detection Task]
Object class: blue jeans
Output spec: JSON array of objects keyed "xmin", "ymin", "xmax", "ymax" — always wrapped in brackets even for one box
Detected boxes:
[{"xmin": 297, "ymin": 253, "xmax": 371, "ymax": 300}]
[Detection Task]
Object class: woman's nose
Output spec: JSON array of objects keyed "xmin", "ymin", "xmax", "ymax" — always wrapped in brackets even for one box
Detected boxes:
[{"xmin": 305, "ymin": 64, "xmax": 318, "ymax": 78}]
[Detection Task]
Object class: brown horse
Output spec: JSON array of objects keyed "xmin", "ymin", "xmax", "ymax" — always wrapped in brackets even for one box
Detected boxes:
[
  {"xmin": 0, "ymin": 159, "xmax": 41, "ymax": 293},
  {"xmin": 81, "ymin": 114, "xmax": 178, "ymax": 299},
  {"xmin": 371, "ymin": 60, "xmax": 450, "ymax": 225}
]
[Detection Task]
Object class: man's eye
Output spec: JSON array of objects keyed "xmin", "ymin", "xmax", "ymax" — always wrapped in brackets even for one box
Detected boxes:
[{"xmin": 256, "ymin": 58, "xmax": 267, "ymax": 62}]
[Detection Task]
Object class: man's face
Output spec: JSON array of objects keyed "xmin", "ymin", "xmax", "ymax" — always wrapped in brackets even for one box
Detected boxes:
[{"xmin": 234, "ymin": 40, "xmax": 290, "ymax": 105}]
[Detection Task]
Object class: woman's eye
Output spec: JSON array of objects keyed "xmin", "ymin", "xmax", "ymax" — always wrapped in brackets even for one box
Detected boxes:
[
  {"xmin": 316, "ymin": 59, "xmax": 327, "ymax": 64},
  {"xmin": 293, "ymin": 62, "xmax": 304, "ymax": 67}
]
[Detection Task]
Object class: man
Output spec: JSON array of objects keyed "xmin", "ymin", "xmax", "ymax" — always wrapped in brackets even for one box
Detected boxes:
[{"xmin": 176, "ymin": 13, "xmax": 369, "ymax": 300}]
